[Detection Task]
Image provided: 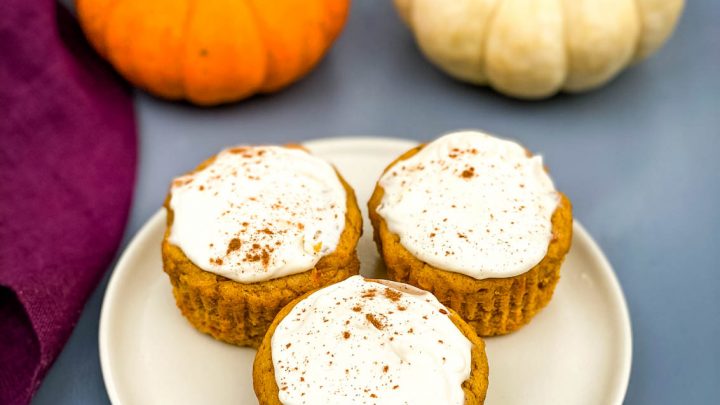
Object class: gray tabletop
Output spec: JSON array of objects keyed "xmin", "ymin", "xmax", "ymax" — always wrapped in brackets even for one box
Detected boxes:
[{"xmin": 35, "ymin": 1, "xmax": 719, "ymax": 404}]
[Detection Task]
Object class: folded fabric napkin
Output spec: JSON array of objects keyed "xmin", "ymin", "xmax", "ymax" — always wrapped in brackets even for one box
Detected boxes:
[{"xmin": 0, "ymin": 1, "xmax": 137, "ymax": 404}]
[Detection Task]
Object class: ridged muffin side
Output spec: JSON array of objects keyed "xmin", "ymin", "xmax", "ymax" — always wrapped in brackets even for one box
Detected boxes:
[
  {"xmin": 368, "ymin": 145, "xmax": 573, "ymax": 336},
  {"xmin": 162, "ymin": 156, "xmax": 362, "ymax": 348}
]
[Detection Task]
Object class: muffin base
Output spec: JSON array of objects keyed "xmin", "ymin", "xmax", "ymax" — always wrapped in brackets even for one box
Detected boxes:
[
  {"xmin": 253, "ymin": 286, "xmax": 489, "ymax": 404},
  {"xmin": 368, "ymin": 145, "xmax": 573, "ymax": 336},
  {"xmin": 162, "ymin": 158, "xmax": 362, "ymax": 348}
]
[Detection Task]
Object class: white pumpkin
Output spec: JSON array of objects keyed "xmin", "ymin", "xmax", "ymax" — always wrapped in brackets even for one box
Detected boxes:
[{"xmin": 395, "ymin": 0, "xmax": 684, "ymax": 98}]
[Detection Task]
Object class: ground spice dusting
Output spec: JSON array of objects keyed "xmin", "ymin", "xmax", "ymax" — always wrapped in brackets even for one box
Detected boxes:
[
  {"xmin": 383, "ymin": 288, "xmax": 402, "ymax": 302},
  {"xmin": 362, "ymin": 289, "xmax": 377, "ymax": 299},
  {"xmin": 272, "ymin": 279, "xmax": 470, "ymax": 401},
  {"xmin": 461, "ymin": 167, "xmax": 475, "ymax": 178},
  {"xmin": 365, "ymin": 314, "xmax": 384, "ymax": 330},
  {"xmin": 439, "ymin": 308, "xmax": 448, "ymax": 315},
  {"xmin": 244, "ymin": 246, "xmax": 273, "ymax": 268},
  {"xmin": 226, "ymin": 238, "xmax": 241, "ymax": 254},
  {"xmin": 260, "ymin": 250, "xmax": 270, "ymax": 267}
]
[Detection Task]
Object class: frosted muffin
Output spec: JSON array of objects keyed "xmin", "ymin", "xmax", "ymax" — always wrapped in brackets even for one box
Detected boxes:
[
  {"xmin": 162, "ymin": 145, "xmax": 362, "ymax": 348},
  {"xmin": 368, "ymin": 131, "xmax": 572, "ymax": 336},
  {"xmin": 253, "ymin": 275, "xmax": 488, "ymax": 404}
]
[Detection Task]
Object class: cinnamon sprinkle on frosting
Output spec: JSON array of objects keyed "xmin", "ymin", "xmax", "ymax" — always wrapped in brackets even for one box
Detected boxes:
[
  {"xmin": 168, "ymin": 146, "xmax": 346, "ymax": 283},
  {"xmin": 270, "ymin": 276, "xmax": 471, "ymax": 404},
  {"xmin": 376, "ymin": 131, "xmax": 559, "ymax": 280}
]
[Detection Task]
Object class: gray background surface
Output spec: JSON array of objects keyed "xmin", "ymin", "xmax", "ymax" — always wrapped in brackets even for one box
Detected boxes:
[{"xmin": 36, "ymin": 0, "xmax": 719, "ymax": 403}]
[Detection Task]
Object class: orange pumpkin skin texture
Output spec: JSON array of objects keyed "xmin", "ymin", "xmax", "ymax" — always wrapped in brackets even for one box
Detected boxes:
[{"xmin": 76, "ymin": 0, "xmax": 350, "ymax": 105}]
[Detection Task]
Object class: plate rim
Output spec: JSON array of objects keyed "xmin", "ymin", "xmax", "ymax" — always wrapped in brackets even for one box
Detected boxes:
[{"xmin": 99, "ymin": 136, "xmax": 633, "ymax": 405}]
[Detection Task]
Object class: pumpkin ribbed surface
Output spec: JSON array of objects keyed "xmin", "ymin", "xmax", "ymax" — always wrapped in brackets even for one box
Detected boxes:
[
  {"xmin": 76, "ymin": 0, "xmax": 350, "ymax": 105},
  {"xmin": 395, "ymin": 0, "xmax": 684, "ymax": 98}
]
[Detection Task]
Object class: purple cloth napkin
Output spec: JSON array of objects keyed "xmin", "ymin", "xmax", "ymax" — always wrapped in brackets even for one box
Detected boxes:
[{"xmin": 0, "ymin": 1, "xmax": 137, "ymax": 403}]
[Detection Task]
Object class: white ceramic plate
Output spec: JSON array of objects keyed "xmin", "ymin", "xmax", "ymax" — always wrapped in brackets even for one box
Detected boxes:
[{"xmin": 100, "ymin": 137, "xmax": 632, "ymax": 405}]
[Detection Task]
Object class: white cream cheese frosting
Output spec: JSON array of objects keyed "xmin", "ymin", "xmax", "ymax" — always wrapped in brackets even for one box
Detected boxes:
[
  {"xmin": 168, "ymin": 146, "xmax": 346, "ymax": 283},
  {"xmin": 271, "ymin": 275, "xmax": 472, "ymax": 405},
  {"xmin": 376, "ymin": 130, "xmax": 560, "ymax": 279}
]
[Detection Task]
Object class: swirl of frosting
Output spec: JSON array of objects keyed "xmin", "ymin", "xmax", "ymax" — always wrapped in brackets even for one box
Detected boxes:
[
  {"xmin": 271, "ymin": 275, "xmax": 472, "ymax": 405},
  {"xmin": 168, "ymin": 146, "xmax": 346, "ymax": 283},
  {"xmin": 376, "ymin": 131, "xmax": 559, "ymax": 279}
]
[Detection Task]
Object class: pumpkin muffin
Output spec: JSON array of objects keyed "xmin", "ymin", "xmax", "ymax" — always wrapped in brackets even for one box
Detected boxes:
[
  {"xmin": 253, "ymin": 276, "xmax": 489, "ymax": 404},
  {"xmin": 162, "ymin": 145, "xmax": 362, "ymax": 348},
  {"xmin": 368, "ymin": 130, "xmax": 573, "ymax": 336}
]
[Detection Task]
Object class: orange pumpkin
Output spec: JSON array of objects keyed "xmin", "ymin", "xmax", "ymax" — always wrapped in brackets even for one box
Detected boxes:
[{"xmin": 76, "ymin": 0, "xmax": 350, "ymax": 105}]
